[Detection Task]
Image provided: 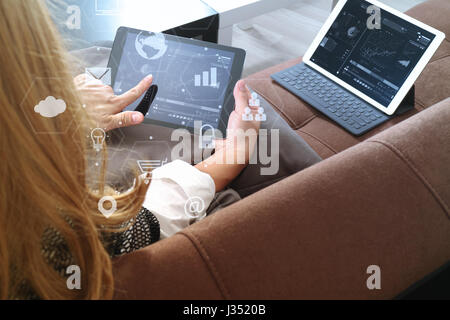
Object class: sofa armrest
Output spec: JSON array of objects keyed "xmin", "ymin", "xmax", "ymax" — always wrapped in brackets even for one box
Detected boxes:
[
  {"xmin": 113, "ymin": 99, "xmax": 450, "ymax": 299},
  {"xmin": 113, "ymin": 232, "xmax": 224, "ymax": 299}
]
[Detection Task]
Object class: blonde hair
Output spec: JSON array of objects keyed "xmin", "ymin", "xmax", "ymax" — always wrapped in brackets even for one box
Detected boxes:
[{"xmin": 0, "ymin": 0, "xmax": 148, "ymax": 299}]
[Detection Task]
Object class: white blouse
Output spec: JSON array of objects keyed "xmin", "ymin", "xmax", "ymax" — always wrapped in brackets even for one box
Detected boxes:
[{"xmin": 142, "ymin": 160, "xmax": 216, "ymax": 239}]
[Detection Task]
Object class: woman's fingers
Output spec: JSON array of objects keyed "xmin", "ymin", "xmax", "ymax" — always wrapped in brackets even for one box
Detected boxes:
[
  {"xmin": 233, "ymin": 80, "xmax": 252, "ymax": 114},
  {"xmin": 114, "ymin": 75, "xmax": 153, "ymax": 110},
  {"xmin": 213, "ymin": 138, "xmax": 228, "ymax": 152},
  {"xmin": 74, "ymin": 74, "xmax": 153, "ymax": 131},
  {"xmin": 74, "ymin": 74, "xmax": 107, "ymax": 88},
  {"xmin": 74, "ymin": 74, "xmax": 86, "ymax": 86},
  {"xmin": 108, "ymin": 111, "xmax": 144, "ymax": 131}
]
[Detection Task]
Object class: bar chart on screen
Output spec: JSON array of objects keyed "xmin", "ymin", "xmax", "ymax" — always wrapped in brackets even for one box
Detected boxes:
[{"xmin": 194, "ymin": 67, "xmax": 218, "ymax": 87}]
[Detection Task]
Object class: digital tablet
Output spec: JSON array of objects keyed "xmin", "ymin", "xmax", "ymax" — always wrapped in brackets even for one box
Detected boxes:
[
  {"xmin": 108, "ymin": 27, "xmax": 246, "ymax": 134},
  {"xmin": 303, "ymin": 0, "xmax": 445, "ymax": 115}
]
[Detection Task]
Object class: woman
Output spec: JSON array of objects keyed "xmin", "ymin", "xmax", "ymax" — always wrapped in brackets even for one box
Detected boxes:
[{"xmin": 0, "ymin": 0, "xmax": 260, "ymax": 299}]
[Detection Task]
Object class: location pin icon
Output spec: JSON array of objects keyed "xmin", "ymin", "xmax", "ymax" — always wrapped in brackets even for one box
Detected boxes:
[{"xmin": 98, "ymin": 196, "xmax": 117, "ymax": 219}]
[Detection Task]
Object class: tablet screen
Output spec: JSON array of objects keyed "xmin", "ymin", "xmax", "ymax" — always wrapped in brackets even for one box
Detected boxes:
[
  {"xmin": 112, "ymin": 30, "xmax": 236, "ymax": 129},
  {"xmin": 308, "ymin": 0, "xmax": 436, "ymax": 108}
]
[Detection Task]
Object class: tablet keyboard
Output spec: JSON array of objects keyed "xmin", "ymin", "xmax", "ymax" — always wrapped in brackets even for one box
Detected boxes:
[{"xmin": 271, "ymin": 63, "xmax": 391, "ymax": 136}]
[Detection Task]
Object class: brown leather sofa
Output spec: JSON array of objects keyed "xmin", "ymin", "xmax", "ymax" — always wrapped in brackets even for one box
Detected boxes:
[{"xmin": 113, "ymin": 0, "xmax": 450, "ymax": 299}]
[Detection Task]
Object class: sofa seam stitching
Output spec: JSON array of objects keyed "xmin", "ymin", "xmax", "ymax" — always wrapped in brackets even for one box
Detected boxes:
[
  {"xmin": 429, "ymin": 53, "xmax": 450, "ymax": 64},
  {"xmin": 234, "ymin": 174, "xmax": 291, "ymax": 193},
  {"xmin": 368, "ymin": 139, "xmax": 450, "ymax": 219},
  {"xmin": 178, "ymin": 231, "xmax": 231, "ymax": 299},
  {"xmin": 415, "ymin": 99, "xmax": 426, "ymax": 110},
  {"xmin": 297, "ymin": 129, "xmax": 339, "ymax": 154},
  {"xmin": 293, "ymin": 115, "xmax": 317, "ymax": 130},
  {"xmin": 253, "ymin": 89, "xmax": 297, "ymax": 127}
]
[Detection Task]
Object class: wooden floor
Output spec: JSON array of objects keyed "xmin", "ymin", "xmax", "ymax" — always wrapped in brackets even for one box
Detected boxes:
[{"xmin": 235, "ymin": 0, "xmax": 427, "ymax": 77}]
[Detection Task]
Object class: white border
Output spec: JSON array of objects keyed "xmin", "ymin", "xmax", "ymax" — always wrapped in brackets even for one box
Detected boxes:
[{"xmin": 303, "ymin": 0, "xmax": 445, "ymax": 115}]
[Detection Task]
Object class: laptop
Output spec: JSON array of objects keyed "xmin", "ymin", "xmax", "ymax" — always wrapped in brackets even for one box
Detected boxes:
[{"xmin": 271, "ymin": 0, "xmax": 444, "ymax": 136}]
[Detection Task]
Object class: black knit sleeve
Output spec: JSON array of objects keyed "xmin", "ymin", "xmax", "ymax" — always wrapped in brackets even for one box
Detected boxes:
[
  {"xmin": 108, "ymin": 207, "xmax": 160, "ymax": 257},
  {"xmin": 10, "ymin": 208, "xmax": 160, "ymax": 299}
]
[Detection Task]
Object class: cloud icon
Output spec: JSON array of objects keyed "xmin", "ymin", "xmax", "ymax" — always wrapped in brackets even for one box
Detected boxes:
[{"xmin": 34, "ymin": 96, "xmax": 67, "ymax": 118}]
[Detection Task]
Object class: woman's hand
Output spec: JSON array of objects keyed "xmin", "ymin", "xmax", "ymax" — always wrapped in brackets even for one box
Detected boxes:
[
  {"xmin": 227, "ymin": 80, "xmax": 261, "ymax": 135},
  {"xmin": 215, "ymin": 80, "xmax": 260, "ymax": 154},
  {"xmin": 196, "ymin": 80, "xmax": 261, "ymax": 191},
  {"xmin": 74, "ymin": 74, "xmax": 153, "ymax": 131}
]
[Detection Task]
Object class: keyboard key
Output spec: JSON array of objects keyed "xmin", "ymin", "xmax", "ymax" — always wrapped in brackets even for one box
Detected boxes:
[
  {"xmin": 360, "ymin": 116, "xmax": 372, "ymax": 124},
  {"xmin": 354, "ymin": 117, "xmax": 366, "ymax": 126}
]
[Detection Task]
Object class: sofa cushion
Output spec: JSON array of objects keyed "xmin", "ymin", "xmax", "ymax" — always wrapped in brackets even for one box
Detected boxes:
[
  {"xmin": 415, "ymin": 56, "xmax": 450, "ymax": 109},
  {"xmin": 406, "ymin": 0, "xmax": 450, "ymax": 109},
  {"xmin": 367, "ymin": 98, "xmax": 450, "ymax": 215}
]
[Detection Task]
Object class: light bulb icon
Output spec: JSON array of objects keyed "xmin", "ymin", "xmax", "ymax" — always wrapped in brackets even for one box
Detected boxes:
[{"xmin": 91, "ymin": 128, "xmax": 106, "ymax": 152}]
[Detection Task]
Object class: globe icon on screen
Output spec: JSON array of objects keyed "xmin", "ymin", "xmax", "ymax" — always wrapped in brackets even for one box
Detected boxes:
[{"xmin": 135, "ymin": 32, "xmax": 168, "ymax": 60}]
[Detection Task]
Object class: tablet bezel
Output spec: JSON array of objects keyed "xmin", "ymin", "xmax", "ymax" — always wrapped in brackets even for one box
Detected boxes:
[
  {"xmin": 303, "ymin": 0, "xmax": 445, "ymax": 115},
  {"xmin": 108, "ymin": 26, "xmax": 246, "ymax": 135}
]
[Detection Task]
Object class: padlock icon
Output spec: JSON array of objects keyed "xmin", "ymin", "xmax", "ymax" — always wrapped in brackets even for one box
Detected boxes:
[{"xmin": 199, "ymin": 124, "xmax": 216, "ymax": 149}]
